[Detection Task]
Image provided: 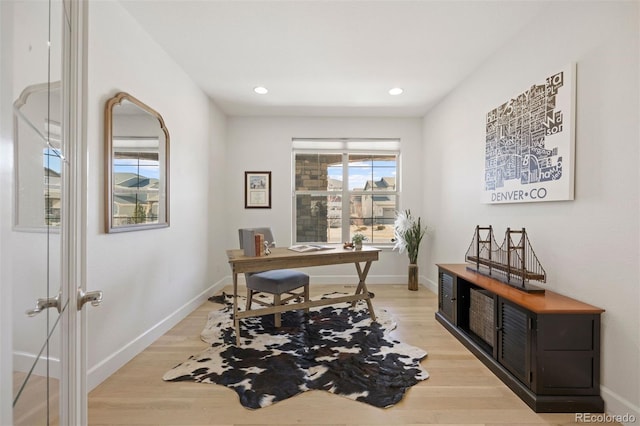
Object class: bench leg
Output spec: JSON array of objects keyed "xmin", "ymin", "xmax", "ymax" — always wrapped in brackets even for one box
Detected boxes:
[
  {"xmin": 273, "ymin": 293, "xmax": 281, "ymax": 327},
  {"xmin": 245, "ymin": 288, "xmax": 253, "ymax": 311},
  {"xmin": 304, "ymin": 284, "xmax": 310, "ymax": 313}
]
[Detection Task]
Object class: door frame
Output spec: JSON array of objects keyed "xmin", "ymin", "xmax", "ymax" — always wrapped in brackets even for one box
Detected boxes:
[
  {"xmin": 1, "ymin": 1, "xmax": 16, "ymax": 424},
  {"xmin": 0, "ymin": 3, "xmax": 14, "ymax": 420},
  {"xmin": 0, "ymin": 0, "xmax": 87, "ymax": 424},
  {"xmin": 59, "ymin": 0, "xmax": 88, "ymax": 424}
]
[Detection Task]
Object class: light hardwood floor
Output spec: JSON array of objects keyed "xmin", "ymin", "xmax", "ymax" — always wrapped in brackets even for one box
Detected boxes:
[
  {"xmin": 88, "ymin": 284, "xmax": 616, "ymax": 425},
  {"xmin": 13, "ymin": 372, "xmax": 59, "ymax": 426}
]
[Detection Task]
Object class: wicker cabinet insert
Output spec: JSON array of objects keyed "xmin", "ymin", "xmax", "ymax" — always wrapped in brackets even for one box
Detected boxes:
[
  {"xmin": 470, "ymin": 288, "xmax": 495, "ymax": 347},
  {"xmin": 435, "ymin": 264, "xmax": 604, "ymax": 413}
]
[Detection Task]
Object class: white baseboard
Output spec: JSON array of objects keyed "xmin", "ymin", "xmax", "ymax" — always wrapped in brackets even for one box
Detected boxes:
[
  {"xmin": 87, "ymin": 278, "xmax": 226, "ymax": 391},
  {"xmin": 600, "ymin": 385, "xmax": 640, "ymax": 425},
  {"xmin": 13, "ymin": 351, "xmax": 61, "ymax": 379},
  {"xmin": 422, "ymin": 276, "xmax": 438, "ymax": 293}
]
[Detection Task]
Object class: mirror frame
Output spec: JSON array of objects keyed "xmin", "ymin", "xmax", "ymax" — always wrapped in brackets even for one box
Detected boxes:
[
  {"xmin": 13, "ymin": 80, "xmax": 63, "ymax": 232},
  {"xmin": 104, "ymin": 92, "xmax": 170, "ymax": 233}
]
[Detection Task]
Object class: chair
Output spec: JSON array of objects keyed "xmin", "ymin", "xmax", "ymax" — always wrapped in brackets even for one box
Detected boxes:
[{"xmin": 238, "ymin": 228, "xmax": 310, "ymax": 327}]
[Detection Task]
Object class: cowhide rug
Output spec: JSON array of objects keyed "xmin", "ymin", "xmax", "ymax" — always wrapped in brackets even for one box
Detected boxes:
[{"xmin": 163, "ymin": 292, "xmax": 429, "ymax": 409}]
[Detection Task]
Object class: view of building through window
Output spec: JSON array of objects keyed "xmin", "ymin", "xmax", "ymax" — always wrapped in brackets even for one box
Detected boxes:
[
  {"xmin": 43, "ymin": 147, "xmax": 62, "ymax": 226},
  {"xmin": 111, "ymin": 139, "xmax": 161, "ymax": 226},
  {"xmin": 294, "ymin": 140, "xmax": 399, "ymax": 245}
]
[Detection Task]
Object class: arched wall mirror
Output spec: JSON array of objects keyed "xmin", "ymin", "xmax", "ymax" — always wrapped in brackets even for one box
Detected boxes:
[
  {"xmin": 13, "ymin": 81, "xmax": 63, "ymax": 231},
  {"xmin": 105, "ymin": 92, "xmax": 170, "ymax": 233}
]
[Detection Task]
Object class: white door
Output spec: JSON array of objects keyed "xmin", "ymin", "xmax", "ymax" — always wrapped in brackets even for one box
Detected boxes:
[{"xmin": 2, "ymin": 0, "xmax": 91, "ymax": 424}]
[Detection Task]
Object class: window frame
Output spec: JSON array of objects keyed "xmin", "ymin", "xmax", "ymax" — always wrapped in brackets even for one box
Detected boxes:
[{"xmin": 292, "ymin": 138, "xmax": 400, "ymax": 247}]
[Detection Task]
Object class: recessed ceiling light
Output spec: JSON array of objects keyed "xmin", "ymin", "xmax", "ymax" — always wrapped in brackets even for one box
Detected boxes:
[
  {"xmin": 254, "ymin": 86, "xmax": 268, "ymax": 95},
  {"xmin": 389, "ymin": 87, "xmax": 404, "ymax": 96}
]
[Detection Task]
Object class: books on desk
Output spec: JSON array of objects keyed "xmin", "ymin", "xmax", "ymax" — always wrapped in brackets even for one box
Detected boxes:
[
  {"xmin": 288, "ymin": 244, "xmax": 335, "ymax": 253},
  {"xmin": 241, "ymin": 230, "xmax": 267, "ymax": 256}
]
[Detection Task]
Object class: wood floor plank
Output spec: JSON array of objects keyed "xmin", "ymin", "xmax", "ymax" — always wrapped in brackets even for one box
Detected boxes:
[{"xmin": 88, "ymin": 284, "xmax": 617, "ymax": 425}]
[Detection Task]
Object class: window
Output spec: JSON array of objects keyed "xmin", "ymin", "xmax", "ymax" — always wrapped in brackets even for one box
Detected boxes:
[
  {"xmin": 111, "ymin": 137, "xmax": 161, "ymax": 226},
  {"xmin": 293, "ymin": 139, "xmax": 400, "ymax": 245},
  {"xmin": 13, "ymin": 82, "xmax": 63, "ymax": 230},
  {"xmin": 43, "ymin": 147, "xmax": 62, "ymax": 226}
]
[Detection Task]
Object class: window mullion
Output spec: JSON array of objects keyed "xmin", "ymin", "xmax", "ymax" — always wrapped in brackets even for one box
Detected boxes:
[
  {"xmin": 341, "ymin": 152, "xmax": 349, "ymax": 243},
  {"xmin": 293, "ymin": 144, "xmax": 399, "ymax": 245}
]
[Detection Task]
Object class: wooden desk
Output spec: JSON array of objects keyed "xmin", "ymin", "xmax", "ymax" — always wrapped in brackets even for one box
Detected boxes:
[{"xmin": 226, "ymin": 245, "xmax": 381, "ymax": 345}]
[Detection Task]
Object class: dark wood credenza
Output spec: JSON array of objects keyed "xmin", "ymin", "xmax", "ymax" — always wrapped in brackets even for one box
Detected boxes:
[{"xmin": 436, "ymin": 264, "xmax": 605, "ymax": 413}]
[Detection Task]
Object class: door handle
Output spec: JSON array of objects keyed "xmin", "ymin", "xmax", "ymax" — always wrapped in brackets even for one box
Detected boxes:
[
  {"xmin": 26, "ymin": 292, "xmax": 62, "ymax": 316},
  {"xmin": 77, "ymin": 288, "xmax": 103, "ymax": 310}
]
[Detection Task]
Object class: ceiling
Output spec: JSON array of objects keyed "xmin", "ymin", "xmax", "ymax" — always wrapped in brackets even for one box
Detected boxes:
[{"xmin": 118, "ymin": 0, "xmax": 549, "ymax": 117}]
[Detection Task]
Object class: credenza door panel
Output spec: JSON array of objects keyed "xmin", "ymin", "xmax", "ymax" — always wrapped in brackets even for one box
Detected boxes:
[
  {"xmin": 532, "ymin": 314, "xmax": 601, "ymax": 395},
  {"xmin": 497, "ymin": 298, "xmax": 531, "ymax": 387},
  {"xmin": 438, "ymin": 270, "xmax": 456, "ymax": 324}
]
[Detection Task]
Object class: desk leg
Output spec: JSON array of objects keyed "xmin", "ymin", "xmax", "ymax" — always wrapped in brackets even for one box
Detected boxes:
[
  {"xmin": 353, "ymin": 261, "xmax": 376, "ymax": 321},
  {"xmin": 233, "ymin": 272, "xmax": 240, "ymax": 345}
]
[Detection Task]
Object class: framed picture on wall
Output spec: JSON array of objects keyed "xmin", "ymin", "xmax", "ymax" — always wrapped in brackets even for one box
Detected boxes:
[
  {"xmin": 482, "ymin": 63, "xmax": 576, "ymax": 204},
  {"xmin": 245, "ymin": 171, "xmax": 271, "ymax": 209}
]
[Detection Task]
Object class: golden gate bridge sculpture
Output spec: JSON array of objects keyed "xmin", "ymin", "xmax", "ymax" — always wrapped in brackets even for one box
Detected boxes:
[{"xmin": 465, "ymin": 225, "xmax": 546, "ymax": 293}]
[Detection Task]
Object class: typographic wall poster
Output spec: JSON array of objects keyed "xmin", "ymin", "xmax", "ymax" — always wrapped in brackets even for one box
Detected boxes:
[{"xmin": 482, "ymin": 64, "xmax": 576, "ymax": 204}]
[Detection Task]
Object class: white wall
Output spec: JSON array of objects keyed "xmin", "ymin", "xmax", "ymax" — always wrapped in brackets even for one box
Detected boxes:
[
  {"xmin": 225, "ymin": 116, "xmax": 425, "ymax": 284},
  {"xmin": 207, "ymin": 99, "xmax": 230, "ymax": 281},
  {"xmin": 84, "ymin": 1, "xmax": 227, "ymax": 389},
  {"xmin": 422, "ymin": 1, "xmax": 639, "ymax": 420}
]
